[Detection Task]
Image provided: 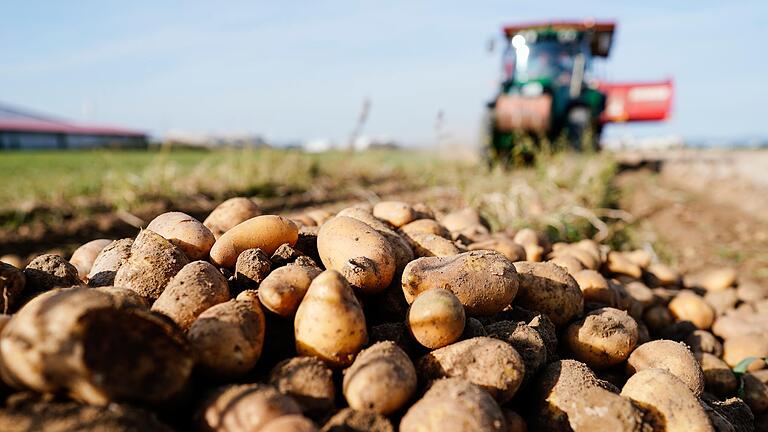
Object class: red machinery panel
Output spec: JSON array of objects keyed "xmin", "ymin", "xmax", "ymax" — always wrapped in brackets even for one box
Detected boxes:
[{"xmin": 598, "ymin": 80, "xmax": 673, "ymax": 123}]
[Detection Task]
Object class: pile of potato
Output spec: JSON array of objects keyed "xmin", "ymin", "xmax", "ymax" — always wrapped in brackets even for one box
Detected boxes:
[{"xmin": 0, "ymin": 196, "xmax": 766, "ymax": 431}]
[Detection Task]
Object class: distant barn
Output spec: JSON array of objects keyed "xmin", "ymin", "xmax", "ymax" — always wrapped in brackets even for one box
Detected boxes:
[{"xmin": 0, "ymin": 103, "xmax": 147, "ymax": 150}]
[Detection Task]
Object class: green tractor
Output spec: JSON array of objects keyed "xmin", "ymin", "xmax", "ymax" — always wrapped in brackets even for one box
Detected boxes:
[{"xmin": 486, "ymin": 20, "xmax": 673, "ymax": 163}]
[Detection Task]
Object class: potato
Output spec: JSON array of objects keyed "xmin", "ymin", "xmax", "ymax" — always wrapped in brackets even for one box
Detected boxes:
[
  {"xmin": 668, "ymin": 290, "xmax": 715, "ymax": 329},
  {"xmin": 402, "ymin": 251, "xmax": 518, "ymax": 316},
  {"xmin": 552, "ymin": 247, "xmax": 600, "ymax": 271},
  {"xmin": 620, "ymin": 368, "xmax": 713, "ymax": 432},
  {"xmin": 695, "ymin": 352, "xmax": 737, "ymax": 397},
  {"xmin": 685, "ymin": 330, "xmax": 723, "ymax": 357},
  {"xmin": 418, "ymin": 336, "xmax": 525, "ymax": 403},
  {"xmin": 145, "ymin": 212, "xmax": 215, "ymax": 261},
  {"xmin": 622, "ymin": 281, "xmax": 655, "ymax": 310},
  {"xmin": 23, "ymin": 254, "xmax": 80, "ymax": 292},
  {"xmin": 294, "ymin": 270, "xmax": 367, "ymax": 367},
  {"xmin": 645, "ymin": 263, "xmax": 679, "ymax": 287},
  {"xmin": 468, "ymin": 238, "xmax": 526, "ymax": 262},
  {"xmin": 261, "ymin": 415, "xmax": 318, "ymax": 432},
  {"xmin": 405, "ymin": 232, "xmax": 461, "ymax": 257},
  {"xmin": 712, "ymin": 313, "xmax": 768, "ymax": 340},
  {"xmin": 87, "ymin": 238, "xmax": 133, "ymax": 287},
  {"xmin": 532, "ymin": 359, "xmax": 646, "ymax": 432},
  {"xmin": 700, "ymin": 396, "xmax": 755, "ymax": 432},
  {"xmin": 549, "ymin": 255, "xmax": 584, "ymax": 274},
  {"xmin": 605, "ymin": 251, "xmax": 642, "ymax": 278},
  {"xmin": 151, "ymin": 261, "xmax": 230, "ymax": 330},
  {"xmin": 722, "ymin": 333, "xmax": 768, "ymax": 370},
  {"xmin": 690, "ymin": 267, "xmax": 737, "ymax": 292},
  {"xmin": 373, "ymin": 201, "xmax": 417, "ymax": 227},
  {"xmin": 400, "ymin": 378, "xmax": 506, "ymax": 432},
  {"xmin": 502, "ymin": 410, "xmax": 527, "ymax": 432},
  {"xmin": 512, "ymin": 261, "xmax": 583, "ymax": 326},
  {"xmin": 625, "ymin": 249, "xmax": 652, "ymax": 269},
  {"xmin": 737, "ymin": 279, "xmax": 768, "ymax": 303},
  {"xmin": 94, "ymin": 286, "xmax": 150, "ymax": 309},
  {"xmin": 0, "ymin": 255, "xmax": 23, "ymax": 269},
  {"xmin": 743, "ymin": 373, "xmax": 768, "ymax": 414},
  {"xmin": 485, "ymin": 321, "xmax": 546, "ymax": 383},
  {"xmin": 319, "ymin": 408, "xmax": 394, "ymax": 432},
  {"xmin": 406, "ymin": 288, "xmax": 465, "ymax": 349},
  {"xmin": 643, "ymin": 304, "xmax": 674, "ymax": 332},
  {"xmin": 704, "ymin": 288, "xmax": 738, "ymax": 316},
  {"xmin": 260, "ymin": 263, "xmax": 322, "ymax": 318},
  {"xmin": 187, "ymin": 298, "xmax": 266, "ymax": 378},
  {"xmin": 203, "ymin": 197, "xmax": 262, "ymax": 239},
  {"xmin": 0, "ymin": 262, "xmax": 25, "ymax": 314},
  {"xmin": 565, "ymin": 307, "xmax": 639, "ymax": 369},
  {"xmin": 441, "ymin": 208, "xmax": 489, "ymax": 236},
  {"xmin": 343, "ymin": 341, "xmax": 417, "ymax": 415},
  {"xmin": 0, "ymin": 287, "xmax": 192, "ymax": 405},
  {"xmin": 113, "ymin": 230, "xmax": 189, "ymax": 301},
  {"xmin": 210, "ymin": 215, "xmax": 299, "ymax": 268},
  {"xmin": 626, "ymin": 340, "xmax": 705, "ymax": 396},
  {"xmin": 234, "ymin": 247, "xmax": 272, "ymax": 291},
  {"xmin": 609, "ymin": 281, "xmax": 644, "ymax": 320},
  {"xmin": 69, "ymin": 238, "xmax": 112, "ymax": 280},
  {"xmin": 572, "ymin": 269, "xmax": 614, "ymax": 307},
  {"xmin": 513, "ymin": 228, "xmax": 544, "ymax": 262},
  {"xmin": 317, "ymin": 216, "xmax": 396, "ymax": 295},
  {"xmin": 269, "ymin": 356, "xmax": 335, "ymax": 415},
  {"xmin": 399, "ymin": 218, "xmax": 451, "ymax": 239},
  {"xmin": 196, "ymin": 383, "xmax": 302, "ymax": 432}
]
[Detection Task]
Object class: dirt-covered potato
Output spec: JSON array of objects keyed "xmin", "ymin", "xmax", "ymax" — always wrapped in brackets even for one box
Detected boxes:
[
  {"xmin": 319, "ymin": 408, "xmax": 394, "ymax": 432},
  {"xmin": 210, "ymin": 215, "xmax": 299, "ymax": 268},
  {"xmin": 704, "ymin": 288, "xmax": 738, "ymax": 316},
  {"xmin": 645, "ymin": 263, "xmax": 680, "ymax": 287},
  {"xmin": 722, "ymin": 333, "xmax": 768, "ymax": 370},
  {"xmin": 406, "ymin": 288, "xmax": 465, "ymax": 349},
  {"xmin": 259, "ymin": 263, "xmax": 322, "ymax": 318},
  {"xmin": 269, "ymin": 356, "xmax": 336, "ymax": 415},
  {"xmin": 549, "ymin": 255, "xmax": 584, "ymax": 274},
  {"xmin": 405, "ymin": 232, "xmax": 461, "ymax": 257},
  {"xmin": 605, "ymin": 251, "xmax": 642, "ymax": 278},
  {"xmin": 402, "ymin": 251, "xmax": 518, "ymax": 316},
  {"xmin": 513, "ymin": 228, "xmax": 544, "ymax": 262},
  {"xmin": 94, "ymin": 286, "xmax": 150, "ymax": 309},
  {"xmin": 626, "ymin": 339, "xmax": 705, "ymax": 396},
  {"xmin": 685, "ymin": 330, "xmax": 723, "ymax": 357},
  {"xmin": 187, "ymin": 298, "xmax": 266, "ymax": 378},
  {"xmin": 551, "ymin": 246, "xmax": 600, "ymax": 271},
  {"xmin": 69, "ymin": 239, "xmax": 112, "ymax": 280},
  {"xmin": 418, "ymin": 336, "xmax": 525, "ymax": 403},
  {"xmin": 485, "ymin": 321, "xmax": 546, "ymax": 383},
  {"xmin": 151, "ymin": 260, "xmax": 230, "ymax": 330},
  {"xmin": 572, "ymin": 269, "xmax": 615, "ymax": 307},
  {"xmin": 0, "ymin": 262, "xmax": 25, "ymax": 314},
  {"xmin": 742, "ymin": 373, "xmax": 768, "ymax": 415},
  {"xmin": 689, "ymin": 267, "xmax": 737, "ymax": 292},
  {"xmin": 643, "ymin": 304, "xmax": 674, "ymax": 332},
  {"xmin": 668, "ymin": 290, "xmax": 715, "ymax": 329},
  {"xmin": 440, "ymin": 208, "xmax": 490, "ymax": 239},
  {"xmin": 343, "ymin": 341, "xmax": 417, "ymax": 415},
  {"xmin": 532, "ymin": 359, "xmax": 647, "ymax": 432},
  {"xmin": 399, "ymin": 218, "xmax": 451, "ymax": 239},
  {"xmin": 373, "ymin": 201, "xmax": 417, "ymax": 228},
  {"xmin": 113, "ymin": 230, "xmax": 189, "ymax": 301},
  {"xmin": 695, "ymin": 352, "xmax": 737, "ymax": 397},
  {"xmin": 196, "ymin": 383, "xmax": 302, "ymax": 432},
  {"xmin": 203, "ymin": 197, "xmax": 262, "ymax": 239},
  {"xmin": 512, "ymin": 261, "xmax": 583, "ymax": 326},
  {"xmin": 146, "ymin": 212, "xmax": 215, "ymax": 261},
  {"xmin": 234, "ymin": 247, "xmax": 272, "ymax": 290},
  {"xmin": 737, "ymin": 279, "xmax": 768, "ymax": 303},
  {"xmin": 712, "ymin": 313, "xmax": 768, "ymax": 340},
  {"xmin": 400, "ymin": 378, "xmax": 505, "ymax": 432},
  {"xmin": 0, "ymin": 287, "xmax": 192, "ymax": 405},
  {"xmin": 317, "ymin": 216, "xmax": 396, "ymax": 295},
  {"xmin": 294, "ymin": 270, "xmax": 367, "ymax": 367},
  {"xmin": 468, "ymin": 237, "xmax": 526, "ymax": 262},
  {"xmin": 261, "ymin": 415, "xmax": 318, "ymax": 432},
  {"xmin": 565, "ymin": 307, "xmax": 639, "ymax": 369},
  {"xmin": 23, "ymin": 253, "xmax": 80, "ymax": 292},
  {"xmin": 87, "ymin": 238, "xmax": 133, "ymax": 287}
]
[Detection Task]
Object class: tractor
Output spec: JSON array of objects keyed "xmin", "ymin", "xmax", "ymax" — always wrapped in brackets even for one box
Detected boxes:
[{"xmin": 485, "ymin": 20, "xmax": 673, "ymax": 163}]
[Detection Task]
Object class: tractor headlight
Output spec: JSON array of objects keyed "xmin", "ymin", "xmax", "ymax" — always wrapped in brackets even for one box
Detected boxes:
[{"xmin": 521, "ymin": 82, "xmax": 543, "ymax": 97}]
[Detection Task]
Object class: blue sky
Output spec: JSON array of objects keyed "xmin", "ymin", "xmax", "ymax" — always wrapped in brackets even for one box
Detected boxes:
[{"xmin": 1, "ymin": 1, "xmax": 766, "ymax": 145}]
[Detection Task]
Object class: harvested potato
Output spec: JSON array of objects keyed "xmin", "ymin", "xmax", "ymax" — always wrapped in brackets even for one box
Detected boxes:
[
  {"xmin": 0, "ymin": 255, "xmax": 23, "ymax": 268},
  {"xmin": 0, "ymin": 262, "xmax": 25, "ymax": 314},
  {"xmin": 271, "ymin": 243, "xmax": 305, "ymax": 267},
  {"xmin": 704, "ymin": 288, "xmax": 738, "ymax": 316},
  {"xmin": 210, "ymin": 215, "xmax": 299, "ymax": 268},
  {"xmin": 234, "ymin": 248, "xmax": 272, "ymax": 290},
  {"xmin": 461, "ymin": 317, "xmax": 488, "ymax": 340},
  {"xmin": 317, "ymin": 216, "xmax": 396, "ymax": 295},
  {"xmin": 626, "ymin": 340, "xmax": 705, "ymax": 396},
  {"xmin": 605, "ymin": 251, "xmax": 642, "ymax": 278},
  {"xmin": 485, "ymin": 321, "xmax": 546, "ymax": 383},
  {"xmin": 549, "ymin": 255, "xmax": 584, "ymax": 274},
  {"xmin": 552, "ymin": 246, "xmax": 600, "ymax": 271},
  {"xmin": 269, "ymin": 356, "xmax": 335, "ymax": 415},
  {"xmin": 259, "ymin": 263, "xmax": 322, "ymax": 318},
  {"xmin": 399, "ymin": 219, "xmax": 451, "ymax": 239},
  {"xmin": 685, "ymin": 330, "xmax": 723, "ymax": 357},
  {"xmin": 468, "ymin": 237, "xmax": 526, "ymax": 262},
  {"xmin": 319, "ymin": 408, "xmax": 394, "ymax": 432},
  {"xmin": 402, "ymin": 251, "xmax": 518, "ymax": 316},
  {"xmin": 695, "ymin": 352, "xmax": 737, "ymax": 397},
  {"xmin": 196, "ymin": 383, "xmax": 301, "ymax": 432},
  {"xmin": 441, "ymin": 208, "xmax": 490, "ymax": 237},
  {"xmin": 261, "ymin": 415, "xmax": 318, "ymax": 432},
  {"xmin": 513, "ymin": 228, "xmax": 544, "ymax": 262},
  {"xmin": 565, "ymin": 307, "xmax": 639, "ymax": 369},
  {"xmin": 668, "ymin": 290, "xmax": 715, "ymax": 329},
  {"xmin": 87, "ymin": 238, "xmax": 133, "ymax": 287},
  {"xmin": 737, "ymin": 280, "xmax": 768, "ymax": 303},
  {"xmin": 113, "ymin": 230, "xmax": 189, "ymax": 301},
  {"xmin": 620, "ymin": 368, "xmax": 713, "ymax": 432},
  {"xmin": 405, "ymin": 232, "xmax": 461, "ymax": 257},
  {"xmin": 418, "ymin": 336, "xmax": 525, "ymax": 403},
  {"xmin": 294, "ymin": 270, "xmax": 367, "ymax": 367},
  {"xmin": 712, "ymin": 313, "xmax": 768, "ymax": 340},
  {"xmin": 722, "ymin": 333, "xmax": 768, "ymax": 370},
  {"xmin": 622, "ymin": 281, "xmax": 655, "ymax": 309},
  {"xmin": 610, "ymin": 281, "xmax": 644, "ymax": 320},
  {"xmin": 23, "ymin": 254, "xmax": 80, "ymax": 292},
  {"xmin": 400, "ymin": 378, "xmax": 506, "ymax": 432},
  {"xmin": 625, "ymin": 249, "xmax": 652, "ymax": 269},
  {"xmin": 513, "ymin": 261, "xmax": 583, "ymax": 326},
  {"xmin": 533, "ymin": 359, "xmax": 647, "ymax": 432},
  {"xmin": 373, "ymin": 201, "xmax": 417, "ymax": 227},
  {"xmin": 643, "ymin": 304, "xmax": 674, "ymax": 332},
  {"xmin": 645, "ymin": 263, "xmax": 679, "ymax": 287},
  {"xmin": 94, "ymin": 286, "xmax": 150, "ymax": 309},
  {"xmin": 0, "ymin": 287, "xmax": 192, "ymax": 405},
  {"xmin": 151, "ymin": 261, "xmax": 230, "ymax": 330},
  {"xmin": 406, "ymin": 288, "xmax": 465, "ymax": 349},
  {"xmin": 343, "ymin": 341, "xmax": 417, "ymax": 415},
  {"xmin": 572, "ymin": 269, "xmax": 614, "ymax": 307},
  {"xmin": 203, "ymin": 197, "xmax": 262, "ymax": 239},
  {"xmin": 69, "ymin": 239, "xmax": 112, "ymax": 280},
  {"xmin": 742, "ymin": 373, "xmax": 768, "ymax": 414},
  {"xmin": 690, "ymin": 267, "xmax": 737, "ymax": 292},
  {"xmin": 146, "ymin": 212, "xmax": 215, "ymax": 261},
  {"xmin": 187, "ymin": 298, "xmax": 266, "ymax": 378}
]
